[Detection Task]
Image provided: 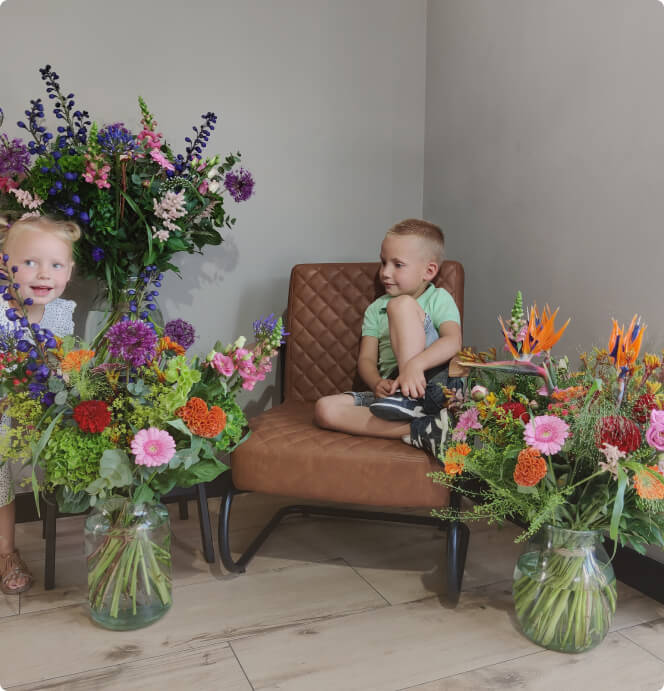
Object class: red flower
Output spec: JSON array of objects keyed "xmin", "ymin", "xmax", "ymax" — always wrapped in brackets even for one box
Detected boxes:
[
  {"xmin": 596, "ymin": 415, "xmax": 642, "ymax": 454},
  {"xmin": 633, "ymin": 393, "xmax": 656, "ymax": 424},
  {"xmin": 499, "ymin": 401, "xmax": 530, "ymax": 423},
  {"xmin": 73, "ymin": 400, "xmax": 111, "ymax": 434}
]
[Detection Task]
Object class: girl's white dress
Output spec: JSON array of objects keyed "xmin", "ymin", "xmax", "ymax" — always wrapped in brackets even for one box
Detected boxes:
[{"xmin": 0, "ymin": 299, "xmax": 75, "ymax": 506}]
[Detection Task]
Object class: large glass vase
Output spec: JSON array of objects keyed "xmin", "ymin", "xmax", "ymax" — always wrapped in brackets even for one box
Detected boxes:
[
  {"xmin": 84, "ymin": 498, "xmax": 172, "ymax": 630},
  {"xmin": 512, "ymin": 524, "xmax": 616, "ymax": 653}
]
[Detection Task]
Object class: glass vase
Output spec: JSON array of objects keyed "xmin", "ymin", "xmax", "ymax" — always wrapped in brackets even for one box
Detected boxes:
[
  {"xmin": 512, "ymin": 524, "xmax": 616, "ymax": 653},
  {"xmin": 84, "ymin": 498, "xmax": 172, "ymax": 630}
]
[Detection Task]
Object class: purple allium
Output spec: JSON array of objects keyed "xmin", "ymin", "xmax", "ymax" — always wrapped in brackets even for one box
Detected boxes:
[
  {"xmin": 224, "ymin": 167, "xmax": 255, "ymax": 202},
  {"xmin": 0, "ymin": 134, "xmax": 31, "ymax": 177},
  {"xmin": 164, "ymin": 318, "xmax": 196, "ymax": 350},
  {"xmin": 97, "ymin": 122, "xmax": 136, "ymax": 155},
  {"xmin": 105, "ymin": 320, "xmax": 158, "ymax": 367},
  {"xmin": 91, "ymin": 247, "xmax": 105, "ymax": 263}
]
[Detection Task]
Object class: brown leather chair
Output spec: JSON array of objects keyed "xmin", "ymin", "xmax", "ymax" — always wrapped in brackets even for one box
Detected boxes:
[{"xmin": 218, "ymin": 261, "xmax": 470, "ymax": 603}]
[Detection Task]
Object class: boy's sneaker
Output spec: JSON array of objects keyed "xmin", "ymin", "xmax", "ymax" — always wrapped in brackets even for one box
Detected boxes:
[
  {"xmin": 402, "ymin": 410, "xmax": 450, "ymax": 459},
  {"xmin": 369, "ymin": 395, "xmax": 426, "ymax": 421}
]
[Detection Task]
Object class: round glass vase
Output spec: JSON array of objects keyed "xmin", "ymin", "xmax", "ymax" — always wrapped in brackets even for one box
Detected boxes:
[
  {"xmin": 84, "ymin": 498, "xmax": 172, "ymax": 630},
  {"xmin": 512, "ymin": 524, "xmax": 616, "ymax": 653}
]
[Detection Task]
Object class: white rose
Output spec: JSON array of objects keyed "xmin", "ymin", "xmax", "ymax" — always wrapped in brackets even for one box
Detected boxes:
[{"xmin": 208, "ymin": 180, "xmax": 221, "ymax": 194}]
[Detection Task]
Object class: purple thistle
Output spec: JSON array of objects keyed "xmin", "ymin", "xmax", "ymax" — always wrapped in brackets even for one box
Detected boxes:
[
  {"xmin": 224, "ymin": 167, "xmax": 255, "ymax": 202},
  {"xmin": 0, "ymin": 134, "xmax": 31, "ymax": 177},
  {"xmin": 91, "ymin": 247, "xmax": 105, "ymax": 263},
  {"xmin": 164, "ymin": 318, "xmax": 196, "ymax": 350},
  {"xmin": 105, "ymin": 320, "xmax": 158, "ymax": 367}
]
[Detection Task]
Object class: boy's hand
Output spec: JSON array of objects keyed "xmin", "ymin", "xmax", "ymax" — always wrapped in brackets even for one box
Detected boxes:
[
  {"xmin": 390, "ymin": 361, "xmax": 426, "ymax": 398},
  {"xmin": 373, "ymin": 378, "xmax": 395, "ymax": 398}
]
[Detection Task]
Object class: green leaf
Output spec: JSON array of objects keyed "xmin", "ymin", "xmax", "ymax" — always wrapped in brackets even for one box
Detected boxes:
[
  {"xmin": 167, "ymin": 418, "xmax": 192, "ymax": 437},
  {"xmin": 99, "ymin": 448, "xmax": 134, "ymax": 488},
  {"xmin": 610, "ymin": 467, "xmax": 627, "ymax": 541},
  {"xmin": 55, "ymin": 487, "xmax": 91, "ymax": 514},
  {"xmin": 132, "ymin": 484, "xmax": 155, "ymax": 504},
  {"xmin": 54, "ymin": 390, "xmax": 69, "ymax": 406}
]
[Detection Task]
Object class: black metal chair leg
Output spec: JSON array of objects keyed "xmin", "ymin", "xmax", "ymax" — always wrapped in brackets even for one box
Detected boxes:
[
  {"xmin": 445, "ymin": 487, "xmax": 470, "ymax": 604},
  {"xmin": 44, "ymin": 498, "xmax": 57, "ymax": 590},
  {"xmin": 178, "ymin": 497, "xmax": 189, "ymax": 520},
  {"xmin": 219, "ymin": 485, "xmax": 245, "ymax": 573},
  {"xmin": 195, "ymin": 483, "xmax": 214, "ymax": 563}
]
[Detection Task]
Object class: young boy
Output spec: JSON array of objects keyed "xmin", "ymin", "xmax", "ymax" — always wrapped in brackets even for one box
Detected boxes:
[{"xmin": 314, "ymin": 218, "xmax": 463, "ymax": 457}]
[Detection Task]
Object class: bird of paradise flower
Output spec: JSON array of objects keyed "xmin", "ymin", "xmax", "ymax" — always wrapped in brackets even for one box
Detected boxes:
[{"xmin": 608, "ymin": 314, "xmax": 645, "ymax": 406}]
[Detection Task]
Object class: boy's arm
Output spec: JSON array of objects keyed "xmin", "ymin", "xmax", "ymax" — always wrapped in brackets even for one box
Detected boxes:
[
  {"xmin": 357, "ymin": 336, "xmax": 394, "ymax": 398},
  {"xmin": 389, "ymin": 320, "xmax": 462, "ymax": 398}
]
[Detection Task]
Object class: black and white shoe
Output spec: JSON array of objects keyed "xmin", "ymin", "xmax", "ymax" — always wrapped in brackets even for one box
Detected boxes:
[
  {"xmin": 369, "ymin": 395, "xmax": 426, "ymax": 421},
  {"xmin": 402, "ymin": 410, "xmax": 449, "ymax": 459}
]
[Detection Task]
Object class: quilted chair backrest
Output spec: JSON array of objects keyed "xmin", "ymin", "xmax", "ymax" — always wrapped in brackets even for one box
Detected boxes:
[{"xmin": 283, "ymin": 261, "xmax": 465, "ymax": 402}]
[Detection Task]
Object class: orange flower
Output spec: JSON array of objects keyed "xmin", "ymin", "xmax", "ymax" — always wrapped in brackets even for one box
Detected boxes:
[
  {"xmin": 513, "ymin": 447, "xmax": 547, "ymax": 487},
  {"xmin": 551, "ymin": 386, "xmax": 585, "ymax": 402},
  {"xmin": 176, "ymin": 397, "xmax": 227, "ymax": 438},
  {"xmin": 158, "ymin": 336, "xmax": 185, "ymax": 356},
  {"xmin": 61, "ymin": 349, "xmax": 95, "ymax": 372},
  {"xmin": 608, "ymin": 315, "xmax": 645, "ymax": 378},
  {"xmin": 500, "ymin": 304, "xmax": 569, "ymax": 358},
  {"xmin": 634, "ymin": 465, "xmax": 664, "ymax": 501},
  {"xmin": 444, "ymin": 443, "xmax": 471, "ymax": 476}
]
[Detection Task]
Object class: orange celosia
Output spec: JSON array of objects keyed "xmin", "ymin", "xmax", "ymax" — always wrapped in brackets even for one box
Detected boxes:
[
  {"xmin": 608, "ymin": 315, "xmax": 645, "ymax": 377},
  {"xmin": 513, "ymin": 447, "xmax": 547, "ymax": 487},
  {"xmin": 634, "ymin": 465, "xmax": 664, "ymax": 501},
  {"xmin": 500, "ymin": 304, "xmax": 570, "ymax": 359},
  {"xmin": 61, "ymin": 349, "xmax": 95, "ymax": 372},
  {"xmin": 158, "ymin": 336, "xmax": 185, "ymax": 356},
  {"xmin": 176, "ymin": 397, "xmax": 227, "ymax": 438},
  {"xmin": 444, "ymin": 443, "xmax": 471, "ymax": 476}
]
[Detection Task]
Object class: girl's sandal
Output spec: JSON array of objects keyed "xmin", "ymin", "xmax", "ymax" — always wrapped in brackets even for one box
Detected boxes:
[{"xmin": 0, "ymin": 550, "xmax": 34, "ymax": 595}]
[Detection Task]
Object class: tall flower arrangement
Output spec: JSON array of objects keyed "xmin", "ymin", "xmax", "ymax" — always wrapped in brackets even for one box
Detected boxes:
[
  {"xmin": 0, "ymin": 66, "xmax": 254, "ymax": 308},
  {"xmin": 432, "ymin": 294, "xmax": 664, "ymax": 651}
]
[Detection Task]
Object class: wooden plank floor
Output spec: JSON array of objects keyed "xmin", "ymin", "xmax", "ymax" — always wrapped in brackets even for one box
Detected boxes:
[{"xmin": 2, "ymin": 494, "xmax": 664, "ymax": 690}]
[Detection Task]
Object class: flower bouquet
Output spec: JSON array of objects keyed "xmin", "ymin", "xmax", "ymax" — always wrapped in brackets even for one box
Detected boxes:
[
  {"xmin": 432, "ymin": 293, "xmax": 664, "ymax": 652},
  {"xmin": 0, "ymin": 65, "xmax": 254, "ymax": 311},
  {"xmin": 0, "ymin": 255, "xmax": 285, "ymax": 628}
]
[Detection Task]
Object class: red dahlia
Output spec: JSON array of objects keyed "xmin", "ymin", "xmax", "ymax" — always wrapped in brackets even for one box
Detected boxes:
[
  {"xmin": 73, "ymin": 400, "xmax": 112, "ymax": 434},
  {"xmin": 500, "ymin": 401, "xmax": 530, "ymax": 423},
  {"xmin": 632, "ymin": 393, "xmax": 656, "ymax": 424},
  {"xmin": 595, "ymin": 415, "xmax": 641, "ymax": 454}
]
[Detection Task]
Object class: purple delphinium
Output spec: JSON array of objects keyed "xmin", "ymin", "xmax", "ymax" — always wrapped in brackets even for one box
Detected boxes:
[
  {"xmin": 91, "ymin": 247, "xmax": 105, "ymax": 263},
  {"xmin": 224, "ymin": 167, "xmax": 254, "ymax": 202},
  {"xmin": 164, "ymin": 318, "xmax": 196, "ymax": 350},
  {"xmin": 105, "ymin": 320, "xmax": 158, "ymax": 367},
  {"xmin": 0, "ymin": 134, "xmax": 30, "ymax": 177}
]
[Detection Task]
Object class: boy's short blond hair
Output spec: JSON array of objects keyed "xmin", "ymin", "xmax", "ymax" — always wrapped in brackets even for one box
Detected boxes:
[
  {"xmin": 385, "ymin": 218, "xmax": 445, "ymax": 266},
  {"xmin": 0, "ymin": 214, "xmax": 81, "ymax": 256}
]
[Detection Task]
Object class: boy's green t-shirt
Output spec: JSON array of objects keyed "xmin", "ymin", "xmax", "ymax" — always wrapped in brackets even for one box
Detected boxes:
[{"xmin": 361, "ymin": 284, "xmax": 460, "ymax": 378}]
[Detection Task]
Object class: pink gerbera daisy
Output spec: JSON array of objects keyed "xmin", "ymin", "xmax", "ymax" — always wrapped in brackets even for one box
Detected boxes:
[
  {"xmin": 523, "ymin": 415, "xmax": 569, "ymax": 455},
  {"xmin": 131, "ymin": 427, "xmax": 176, "ymax": 467}
]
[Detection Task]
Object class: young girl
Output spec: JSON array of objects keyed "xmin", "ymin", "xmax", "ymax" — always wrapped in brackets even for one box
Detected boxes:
[{"xmin": 0, "ymin": 214, "xmax": 79, "ymax": 594}]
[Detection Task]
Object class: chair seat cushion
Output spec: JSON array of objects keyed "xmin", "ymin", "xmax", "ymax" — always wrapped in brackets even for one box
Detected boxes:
[{"xmin": 231, "ymin": 401, "xmax": 450, "ymax": 508}]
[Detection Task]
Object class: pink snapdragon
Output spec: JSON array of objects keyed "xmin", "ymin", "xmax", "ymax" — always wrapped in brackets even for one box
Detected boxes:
[
  {"xmin": 83, "ymin": 157, "xmax": 111, "ymax": 189},
  {"xmin": 452, "ymin": 407, "xmax": 482, "ymax": 442},
  {"xmin": 646, "ymin": 409, "xmax": 664, "ymax": 452}
]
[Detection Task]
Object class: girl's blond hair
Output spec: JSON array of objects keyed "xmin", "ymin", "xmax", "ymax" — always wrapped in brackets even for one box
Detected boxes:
[{"xmin": 0, "ymin": 214, "xmax": 81, "ymax": 255}]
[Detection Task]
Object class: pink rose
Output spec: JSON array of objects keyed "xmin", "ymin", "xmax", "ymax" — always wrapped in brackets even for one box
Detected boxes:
[
  {"xmin": 211, "ymin": 352, "xmax": 235, "ymax": 377},
  {"xmin": 646, "ymin": 409, "xmax": 664, "ymax": 452}
]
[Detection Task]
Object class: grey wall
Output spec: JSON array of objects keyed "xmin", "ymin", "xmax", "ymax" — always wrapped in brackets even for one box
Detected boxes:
[
  {"xmin": 0, "ymin": 0, "xmax": 427, "ymax": 409},
  {"xmin": 424, "ymin": 0, "xmax": 664, "ymax": 357}
]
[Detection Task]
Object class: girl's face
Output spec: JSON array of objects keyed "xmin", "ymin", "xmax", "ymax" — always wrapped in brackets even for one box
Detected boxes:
[{"xmin": 5, "ymin": 227, "xmax": 73, "ymax": 308}]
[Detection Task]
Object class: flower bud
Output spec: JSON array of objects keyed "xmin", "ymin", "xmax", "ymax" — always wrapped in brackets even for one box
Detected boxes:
[
  {"xmin": 233, "ymin": 336, "xmax": 246, "ymax": 350},
  {"xmin": 470, "ymin": 385, "xmax": 488, "ymax": 401},
  {"xmin": 206, "ymin": 349, "xmax": 217, "ymax": 362}
]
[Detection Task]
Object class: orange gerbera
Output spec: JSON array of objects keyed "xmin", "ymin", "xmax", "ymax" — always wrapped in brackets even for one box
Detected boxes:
[
  {"xmin": 500, "ymin": 304, "xmax": 569, "ymax": 359},
  {"xmin": 608, "ymin": 315, "xmax": 645, "ymax": 378},
  {"xmin": 157, "ymin": 336, "xmax": 185, "ymax": 356},
  {"xmin": 634, "ymin": 465, "xmax": 664, "ymax": 501},
  {"xmin": 513, "ymin": 447, "xmax": 547, "ymax": 487},
  {"xmin": 61, "ymin": 349, "xmax": 95, "ymax": 372},
  {"xmin": 444, "ymin": 443, "xmax": 471, "ymax": 476},
  {"xmin": 176, "ymin": 397, "xmax": 227, "ymax": 438}
]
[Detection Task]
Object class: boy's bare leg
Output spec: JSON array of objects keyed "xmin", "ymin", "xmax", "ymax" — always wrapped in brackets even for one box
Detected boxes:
[
  {"xmin": 314, "ymin": 394, "xmax": 409, "ymax": 438},
  {"xmin": 386, "ymin": 296, "xmax": 426, "ymax": 370}
]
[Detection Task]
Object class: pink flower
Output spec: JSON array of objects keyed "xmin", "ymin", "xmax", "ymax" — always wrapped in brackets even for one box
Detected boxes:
[
  {"xmin": 150, "ymin": 148, "xmax": 175, "ymax": 171},
  {"xmin": 452, "ymin": 407, "xmax": 482, "ymax": 442},
  {"xmin": 211, "ymin": 352, "xmax": 235, "ymax": 377},
  {"xmin": 131, "ymin": 427, "xmax": 176, "ymax": 467},
  {"xmin": 646, "ymin": 409, "xmax": 664, "ymax": 452},
  {"xmin": 523, "ymin": 415, "xmax": 570, "ymax": 455},
  {"xmin": 470, "ymin": 385, "xmax": 488, "ymax": 401},
  {"xmin": 198, "ymin": 180, "xmax": 209, "ymax": 195}
]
